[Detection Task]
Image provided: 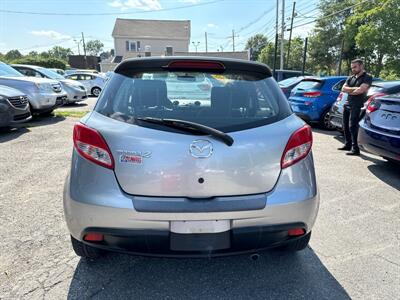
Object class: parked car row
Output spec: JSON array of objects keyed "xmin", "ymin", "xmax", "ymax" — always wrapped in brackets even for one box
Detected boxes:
[
  {"xmin": 279, "ymin": 75, "xmax": 400, "ymax": 164},
  {"xmin": 0, "ymin": 62, "xmax": 107, "ymax": 128}
]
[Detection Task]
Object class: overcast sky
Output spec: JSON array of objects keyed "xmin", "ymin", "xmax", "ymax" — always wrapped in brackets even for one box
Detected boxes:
[{"xmin": 0, "ymin": 0, "xmax": 318, "ymax": 54}]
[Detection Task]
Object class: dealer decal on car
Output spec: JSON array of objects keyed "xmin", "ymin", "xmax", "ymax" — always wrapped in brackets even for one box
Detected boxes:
[{"xmin": 117, "ymin": 150, "xmax": 152, "ymax": 164}]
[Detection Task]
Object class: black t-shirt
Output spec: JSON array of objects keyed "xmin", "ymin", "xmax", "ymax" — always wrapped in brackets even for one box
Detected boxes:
[{"xmin": 346, "ymin": 72, "xmax": 373, "ymax": 106}]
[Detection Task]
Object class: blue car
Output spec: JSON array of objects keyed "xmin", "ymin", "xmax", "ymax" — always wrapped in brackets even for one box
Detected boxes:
[
  {"xmin": 288, "ymin": 76, "xmax": 347, "ymax": 129},
  {"xmin": 359, "ymin": 93, "xmax": 400, "ymax": 164}
]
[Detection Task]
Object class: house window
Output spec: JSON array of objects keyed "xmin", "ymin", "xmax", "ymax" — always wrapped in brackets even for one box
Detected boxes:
[{"xmin": 125, "ymin": 41, "xmax": 141, "ymax": 52}]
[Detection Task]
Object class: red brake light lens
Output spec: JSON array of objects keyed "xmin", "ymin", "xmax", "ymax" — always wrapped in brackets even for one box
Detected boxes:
[
  {"xmin": 303, "ymin": 91, "xmax": 322, "ymax": 98},
  {"xmin": 84, "ymin": 233, "xmax": 104, "ymax": 242},
  {"xmin": 165, "ymin": 60, "xmax": 225, "ymax": 71},
  {"xmin": 366, "ymin": 92, "xmax": 385, "ymax": 114},
  {"xmin": 288, "ymin": 228, "xmax": 305, "ymax": 236},
  {"xmin": 73, "ymin": 123, "xmax": 114, "ymax": 169},
  {"xmin": 281, "ymin": 125, "xmax": 313, "ymax": 169}
]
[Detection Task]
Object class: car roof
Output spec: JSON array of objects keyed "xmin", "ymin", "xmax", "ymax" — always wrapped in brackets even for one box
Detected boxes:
[
  {"xmin": 115, "ymin": 56, "xmax": 272, "ymax": 77},
  {"xmin": 12, "ymin": 64, "xmax": 42, "ymax": 70},
  {"xmin": 371, "ymin": 80, "xmax": 400, "ymax": 88}
]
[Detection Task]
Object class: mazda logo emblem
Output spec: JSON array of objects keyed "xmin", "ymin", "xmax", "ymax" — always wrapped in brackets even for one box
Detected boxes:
[{"xmin": 189, "ymin": 140, "xmax": 213, "ymax": 158}]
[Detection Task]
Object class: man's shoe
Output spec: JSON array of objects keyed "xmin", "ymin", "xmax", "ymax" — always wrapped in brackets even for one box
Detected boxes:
[
  {"xmin": 346, "ymin": 150, "xmax": 360, "ymax": 156},
  {"xmin": 338, "ymin": 146, "xmax": 351, "ymax": 151}
]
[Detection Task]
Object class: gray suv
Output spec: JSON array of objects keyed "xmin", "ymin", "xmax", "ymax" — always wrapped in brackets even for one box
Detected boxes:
[
  {"xmin": 0, "ymin": 85, "xmax": 31, "ymax": 127},
  {"xmin": 0, "ymin": 62, "xmax": 67, "ymax": 114},
  {"xmin": 64, "ymin": 57, "xmax": 319, "ymax": 258}
]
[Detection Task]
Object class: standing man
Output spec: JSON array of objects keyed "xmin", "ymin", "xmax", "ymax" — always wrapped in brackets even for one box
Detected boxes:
[{"xmin": 339, "ymin": 59, "xmax": 372, "ymax": 156}]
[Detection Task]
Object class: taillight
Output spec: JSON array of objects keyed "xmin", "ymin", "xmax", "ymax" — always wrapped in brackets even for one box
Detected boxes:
[
  {"xmin": 281, "ymin": 125, "xmax": 313, "ymax": 169},
  {"xmin": 73, "ymin": 123, "xmax": 114, "ymax": 169},
  {"xmin": 366, "ymin": 99, "xmax": 381, "ymax": 114},
  {"xmin": 303, "ymin": 91, "xmax": 322, "ymax": 98},
  {"xmin": 365, "ymin": 92, "xmax": 385, "ymax": 114}
]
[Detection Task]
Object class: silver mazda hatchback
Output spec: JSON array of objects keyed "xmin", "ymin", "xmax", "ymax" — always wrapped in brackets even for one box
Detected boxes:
[{"xmin": 64, "ymin": 57, "xmax": 319, "ymax": 258}]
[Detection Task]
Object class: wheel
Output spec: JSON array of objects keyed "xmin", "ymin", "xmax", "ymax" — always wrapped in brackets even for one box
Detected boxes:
[
  {"xmin": 70, "ymin": 235, "xmax": 104, "ymax": 258},
  {"xmin": 319, "ymin": 110, "xmax": 336, "ymax": 130},
  {"xmin": 279, "ymin": 231, "xmax": 311, "ymax": 252},
  {"xmin": 91, "ymin": 87, "xmax": 101, "ymax": 97}
]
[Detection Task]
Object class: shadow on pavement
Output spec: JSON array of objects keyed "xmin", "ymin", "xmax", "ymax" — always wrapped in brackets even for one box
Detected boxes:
[
  {"xmin": 68, "ymin": 248, "xmax": 350, "ymax": 300},
  {"xmin": 22, "ymin": 115, "xmax": 66, "ymax": 128},
  {"xmin": 368, "ymin": 160, "xmax": 400, "ymax": 191},
  {"xmin": 0, "ymin": 115, "xmax": 65, "ymax": 143},
  {"xmin": 0, "ymin": 126, "xmax": 30, "ymax": 143}
]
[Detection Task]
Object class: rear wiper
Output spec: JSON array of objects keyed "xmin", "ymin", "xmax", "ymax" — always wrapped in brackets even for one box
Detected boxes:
[{"xmin": 136, "ymin": 117, "xmax": 234, "ymax": 146}]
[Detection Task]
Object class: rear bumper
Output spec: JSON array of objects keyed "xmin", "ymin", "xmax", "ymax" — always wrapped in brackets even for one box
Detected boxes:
[
  {"xmin": 79, "ymin": 223, "xmax": 308, "ymax": 257},
  {"xmin": 64, "ymin": 152, "xmax": 319, "ymax": 256},
  {"xmin": 289, "ymin": 100, "xmax": 320, "ymax": 121},
  {"xmin": 358, "ymin": 121, "xmax": 400, "ymax": 161}
]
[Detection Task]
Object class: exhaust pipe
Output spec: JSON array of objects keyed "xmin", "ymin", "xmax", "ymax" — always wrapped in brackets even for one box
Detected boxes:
[{"xmin": 250, "ymin": 253, "xmax": 260, "ymax": 261}]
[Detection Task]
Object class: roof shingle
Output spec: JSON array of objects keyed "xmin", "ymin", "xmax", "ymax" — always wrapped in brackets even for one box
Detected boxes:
[{"xmin": 112, "ymin": 18, "xmax": 191, "ymax": 40}]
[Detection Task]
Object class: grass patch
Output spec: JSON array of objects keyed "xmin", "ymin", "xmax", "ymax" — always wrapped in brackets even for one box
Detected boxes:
[{"xmin": 53, "ymin": 110, "xmax": 90, "ymax": 118}]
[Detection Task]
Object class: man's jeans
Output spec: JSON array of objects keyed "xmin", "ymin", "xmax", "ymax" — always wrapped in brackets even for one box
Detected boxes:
[{"xmin": 342, "ymin": 104, "xmax": 362, "ymax": 151}]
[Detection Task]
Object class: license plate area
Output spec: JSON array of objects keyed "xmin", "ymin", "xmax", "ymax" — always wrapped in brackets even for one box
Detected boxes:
[
  {"xmin": 170, "ymin": 220, "xmax": 230, "ymax": 234},
  {"xmin": 170, "ymin": 231, "xmax": 231, "ymax": 251}
]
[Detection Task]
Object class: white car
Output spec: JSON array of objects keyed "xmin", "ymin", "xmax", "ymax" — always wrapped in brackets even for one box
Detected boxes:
[{"xmin": 65, "ymin": 73, "xmax": 106, "ymax": 97}]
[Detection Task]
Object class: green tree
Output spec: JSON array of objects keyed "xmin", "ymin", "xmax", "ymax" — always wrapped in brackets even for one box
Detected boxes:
[
  {"xmin": 11, "ymin": 56, "xmax": 66, "ymax": 69},
  {"xmin": 347, "ymin": 0, "xmax": 400, "ymax": 77},
  {"xmin": 28, "ymin": 51, "xmax": 39, "ymax": 57},
  {"xmin": 245, "ymin": 34, "xmax": 269, "ymax": 61},
  {"xmin": 5, "ymin": 50, "xmax": 22, "ymax": 61},
  {"xmin": 307, "ymin": 0, "xmax": 354, "ymax": 75},
  {"xmin": 258, "ymin": 38, "xmax": 306, "ymax": 71},
  {"xmin": 48, "ymin": 46, "xmax": 73, "ymax": 61},
  {"xmin": 86, "ymin": 40, "xmax": 104, "ymax": 56}
]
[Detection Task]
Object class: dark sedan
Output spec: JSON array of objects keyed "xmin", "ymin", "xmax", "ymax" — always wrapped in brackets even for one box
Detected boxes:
[
  {"xmin": 0, "ymin": 85, "xmax": 31, "ymax": 128},
  {"xmin": 330, "ymin": 80, "xmax": 400, "ymax": 131},
  {"xmin": 358, "ymin": 93, "xmax": 400, "ymax": 163}
]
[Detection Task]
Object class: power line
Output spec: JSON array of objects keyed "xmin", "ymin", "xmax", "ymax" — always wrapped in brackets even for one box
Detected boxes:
[
  {"xmin": 292, "ymin": 0, "xmax": 373, "ymax": 29},
  {"xmin": 0, "ymin": 0, "xmax": 224, "ymax": 16}
]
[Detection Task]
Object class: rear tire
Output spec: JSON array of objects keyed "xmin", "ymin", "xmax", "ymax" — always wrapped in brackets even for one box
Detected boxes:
[
  {"xmin": 319, "ymin": 110, "xmax": 335, "ymax": 130},
  {"xmin": 279, "ymin": 231, "xmax": 311, "ymax": 252},
  {"xmin": 70, "ymin": 235, "xmax": 104, "ymax": 258}
]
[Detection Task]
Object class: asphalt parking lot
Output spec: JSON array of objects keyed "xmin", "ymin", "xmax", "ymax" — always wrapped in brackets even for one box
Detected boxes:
[{"xmin": 0, "ymin": 103, "xmax": 399, "ymax": 299}]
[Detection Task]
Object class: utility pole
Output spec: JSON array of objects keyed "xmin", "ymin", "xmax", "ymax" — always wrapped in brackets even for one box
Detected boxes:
[
  {"xmin": 337, "ymin": 38, "xmax": 345, "ymax": 75},
  {"xmin": 286, "ymin": 1, "xmax": 296, "ymax": 69},
  {"xmin": 81, "ymin": 32, "xmax": 87, "ymax": 69},
  {"xmin": 280, "ymin": 0, "xmax": 285, "ymax": 70},
  {"xmin": 302, "ymin": 37, "xmax": 308, "ymax": 76},
  {"xmin": 205, "ymin": 32, "xmax": 208, "ymax": 53},
  {"xmin": 232, "ymin": 29, "xmax": 235, "ymax": 52},
  {"xmin": 272, "ymin": 0, "xmax": 279, "ymax": 78}
]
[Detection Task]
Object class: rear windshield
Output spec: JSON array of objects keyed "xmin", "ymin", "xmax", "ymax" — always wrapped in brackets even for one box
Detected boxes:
[
  {"xmin": 95, "ymin": 70, "xmax": 292, "ymax": 133},
  {"xmin": 278, "ymin": 77, "xmax": 301, "ymax": 87},
  {"xmin": 295, "ymin": 80, "xmax": 323, "ymax": 90}
]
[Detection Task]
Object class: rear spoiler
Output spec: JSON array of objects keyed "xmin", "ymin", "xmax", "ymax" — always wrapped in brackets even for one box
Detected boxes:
[{"xmin": 115, "ymin": 56, "xmax": 272, "ymax": 78}]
